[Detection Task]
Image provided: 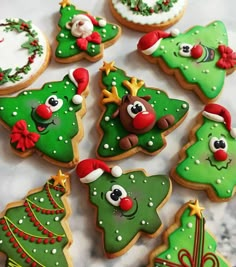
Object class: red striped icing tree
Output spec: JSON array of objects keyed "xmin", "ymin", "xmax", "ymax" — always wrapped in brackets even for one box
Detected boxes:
[{"xmin": 0, "ymin": 170, "xmax": 72, "ymax": 267}]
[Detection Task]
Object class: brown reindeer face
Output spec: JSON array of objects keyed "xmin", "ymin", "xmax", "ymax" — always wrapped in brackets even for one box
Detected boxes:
[{"xmin": 112, "ymin": 94, "xmax": 156, "ymax": 134}]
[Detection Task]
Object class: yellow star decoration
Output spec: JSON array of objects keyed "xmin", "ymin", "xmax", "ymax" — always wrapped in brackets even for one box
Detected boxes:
[
  {"xmin": 51, "ymin": 170, "xmax": 70, "ymax": 189},
  {"xmin": 100, "ymin": 61, "xmax": 117, "ymax": 76},
  {"xmin": 59, "ymin": 0, "xmax": 71, "ymax": 8},
  {"xmin": 188, "ymin": 200, "xmax": 205, "ymax": 219}
]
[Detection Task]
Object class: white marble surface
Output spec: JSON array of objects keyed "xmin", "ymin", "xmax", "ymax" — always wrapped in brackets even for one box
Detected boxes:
[{"xmin": 1, "ymin": 0, "xmax": 236, "ymax": 266}]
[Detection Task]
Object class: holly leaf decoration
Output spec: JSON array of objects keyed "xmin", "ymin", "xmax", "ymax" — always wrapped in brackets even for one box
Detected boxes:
[
  {"xmin": 0, "ymin": 68, "xmax": 12, "ymax": 85},
  {"xmin": 21, "ymin": 36, "xmax": 40, "ymax": 54}
]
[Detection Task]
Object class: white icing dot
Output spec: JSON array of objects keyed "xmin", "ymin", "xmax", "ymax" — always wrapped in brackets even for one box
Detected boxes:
[
  {"xmin": 151, "ymin": 136, "xmax": 155, "ymax": 139},
  {"xmin": 112, "ymin": 77, "xmax": 116, "ymax": 80},
  {"xmin": 45, "ymin": 249, "xmax": 48, "ymax": 253},
  {"xmin": 53, "ymin": 150, "xmax": 57, "ymax": 154},
  {"xmin": 46, "ymin": 221, "xmax": 50, "ymax": 225},
  {"xmin": 129, "ymin": 174, "xmax": 134, "ymax": 179},
  {"xmin": 115, "ymin": 230, "xmax": 119, "ymax": 233},
  {"xmin": 23, "ymin": 91, "xmax": 28, "ymax": 95},
  {"xmin": 141, "ymin": 220, "xmax": 146, "ymax": 225},
  {"xmin": 92, "ymin": 49, "xmax": 95, "ymax": 53},
  {"xmin": 148, "ymin": 202, "xmax": 153, "ymax": 207},
  {"xmin": 91, "ymin": 45, "xmax": 95, "ymax": 48},
  {"xmin": 227, "ymin": 189, "xmax": 231, "ymax": 194},
  {"xmin": 93, "ymin": 191, "xmax": 97, "ymax": 196},
  {"xmin": 60, "ymin": 33, "xmax": 65, "ymax": 37},
  {"xmin": 99, "ymin": 221, "xmax": 103, "ymax": 225},
  {"xmin": 212, "ymin": 86, "xmax": 217, "ymax": 91},
  {"xmin": 34, "ymin": 197, "xmax": 37, "ymax": 200},
  {"xmin": 69, "ymin": 107, "xmax": 73, "ymax": 111},
  {"xmin": 208, "ymin": 245, "xmax": 213, "ymax": 249},
  {"xmin": 33, "ymin": 249, "xmax": 37, "ymax": 253},
  {"xmin": 0, "ymin": 240, "xmax": 2, "ymax": 244},
  {"xmin": 182, "ymin": 103, "xmax": 188, "ymax": 109},
  {"xmin": 195, "ymin": 160, "xmax": 200, "ymax": 164},
  {"xmin": 187, "ymin": 222, "xmax": 193, "ymax": 228},
  {"xmin": 166, "ymin": 254, "xmax": 171, "ymax": 260},
  {"xmin": 58, "ymin": 136, "xmax": 63, "ymax": 141},
  {"xmin": 192, "ymin": 77, "xmax": 196, "ymax": 81},
  {"xmin": 112, "ymin": 25, "xmax": 116, "ymax": 29},
  {"xmin": 200, "ymin": 138, "xmax": 204, "ymax": 141},
  {"xmin": 181, "ymin": 228, "xmax": 185, "ymax": 232},
  {"xmin": 148, "ymin": 141, "xmax": 153, "ymax": 146},
  {"xmin": 56, "ymin": 263, "xmax": 59, "ymax": 266},
  {"xmin": 143, "ymin": 180, "xmax": 147, "ymax": 183},
  {"xmin": 72, "ymin": 122, "xmax": 76, "ymax": 126},
  {"xmin": 54, "ymin": 216, "xmax": 60, "ymax": 221},
  {"xmin": 102, "ymin": 29, "xmax": 106, "ymax": 33},
  {"xmin": 65, "ymin": 140, "xmax": 68, "ymax": 144},
  {"xmin": 160, "ymin": 45, "xmax": 165, "ymax": 50},
  {"xmin": 70, "ymin": 45, "xmax": 75, "ymax": 49},
  {"xmin": 184, "ymin": 65, "xmax": 189, "ymax": 70},
  {"xmin": 111, "ymin": 81, "xmax": 116, "ymax": 86},
  {"xmin": 132, "ymin": 180, "xmax": 136, "ymax": 183},
  {"xmin": 58, "ymin": 50, "xmax": 62, "ymax": 54},
  {"xmin": 117, "ymin": 236, "xmax": 122, "ymax": 241},
  {"xmin": 164, "ymin": 107, "xmax": 168, "ymax": 111},
  {"xmin": 161, "ymin": 182, "xmax": 165, "ymax": 185},
  {"xmin": 195, "ymin": 30, "xmax": 199, "ymax": 34},
  {"xmin": 176, "ymin": 108, "xmax": 180, "ymax": 112},
  {"xmin": 52, "ymin": 249, "xmax": 57, "ymax": 254},
  {"xmin": 216, "ymin": 179, "xmax": 222, "ymax": 184},
  {"xmin": 12, "ymin": 111, "xmax": 17, "ymax": 116},
  {"xmin": 104, "ymin": 144, "xmax": 109, "ymax": 149},
  {"xmin": 0, "ymin": 107, "xmax": 4, "ymax": 110},
  {"xmin": 48, "ymin": 84, "xmax": 52, "ymax": 88},
  {"xmin": 39, "ymin": 198, "xmax": 44, "ymax": 202},
  {"xmin": 185, "ymin": 166, "xmax": 189, "ymax": 171},
  {"xmin": 18, "ymin": 219, "xmax": 23, "ymax": 224},
  {"xmin": 174, "ymin": 246, "xmax": 178, "ymax": 251},
  {"xmin": 110, "ymin": 123, "xmax": 114, "ymax": 126},
  {"xmin": 156, "ymin": 90, "xmax": 160, "ymax": 94},
  {"xmin": 189, "ymin": 235, "xmax": 192, "ymax": 239}
]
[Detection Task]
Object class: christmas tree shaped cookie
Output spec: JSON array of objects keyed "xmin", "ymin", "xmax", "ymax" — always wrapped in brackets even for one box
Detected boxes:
[
  {"xmin": 76, "ymin": 158, "xmax": 172, "ymax": 258},
  {"xmin": 96, "ymin": 61, "xmax": 189, "ymax": 161},
  {"xmin": 0, "ymin": 18, "xmax": 50, "ymax": 95},
  {"xmin": 171, "ymin": 104, "xmax": 236, "ymax": 202},
  {"xmin": 148, "ymin": 200, "xmax": 231, "ymax": 267},
  {"xmin": 137, "ymin": 21, "xmax": 236, "ymax": 103},
  {"xmin": 55, "ymin": 0, "xmax": 121, "ymax": 63},
  {"xmin": 0, "ymin": 170, "xmax": 72, "ymax": 267},
  {"xmin": 0, "ymin": 67, "xmax": 89, "ymax": 168}
]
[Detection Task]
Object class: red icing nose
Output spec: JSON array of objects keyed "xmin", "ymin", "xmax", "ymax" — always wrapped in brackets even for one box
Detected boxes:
[
  {"xmin": 119, "ymin": 197, "xmax": 133, "ymax": 211},
  {"xmin": 36, "ymin": 104, "xmax": 52, "ymax": 120},
  {"xmin": 191, "ymin": 45, "xmax": 203, "ymax": 59},
  {"xmin": 214, "ymin": 150, "xmax": 228, "ymax": 161},
  {"xmin": 132, "ymin": 111, "xmax": 156, "ymax": 130}
]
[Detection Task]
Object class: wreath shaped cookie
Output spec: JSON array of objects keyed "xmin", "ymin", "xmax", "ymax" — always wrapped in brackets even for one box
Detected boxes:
[{"xmin": 0, "ymin": 18, "xmax": 50, "ymax": 95}]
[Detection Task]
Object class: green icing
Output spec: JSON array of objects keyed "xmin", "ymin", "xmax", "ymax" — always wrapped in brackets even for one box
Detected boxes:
[
  {"xmin": 175, "ymin": 117, "xmax": 236, "ymax": 200},
  {"xmin": 0, "ymin": 179, "xmax": 71, "ymax": 267},
  {"xmin": 0, "ymin": 74, "xmax": 84, "ymax": 165},
  {"xmin": 151, "ymin": 21, "xmax": 228, "ymax": 100},
  {"xmin": 151, "ymin": 203, "xmax": 230, "ymax": 267},
  {"xmin": 55, "ymin": 5, "xmax": 120, "ymax": 59},
  {"xmin": 87, "ymin": 170, "xmax": 171, "ymax": 255},
  {"xmin": 97, "ymin": 66, "xmax": 189, "ymax": 159}
]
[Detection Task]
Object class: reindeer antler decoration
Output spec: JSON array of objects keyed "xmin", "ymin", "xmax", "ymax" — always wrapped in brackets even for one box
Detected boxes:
[{"xmin": 123, "ymin": 77, "xmax": 144, "ymax": 96}]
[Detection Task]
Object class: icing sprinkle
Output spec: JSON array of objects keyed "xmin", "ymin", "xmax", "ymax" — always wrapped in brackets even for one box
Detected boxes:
[{"xmin": 116, "ymin": 235, "xmax": 122, "ymax": 241}]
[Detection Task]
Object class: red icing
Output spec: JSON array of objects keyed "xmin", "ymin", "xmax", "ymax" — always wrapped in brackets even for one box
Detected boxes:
[
  {"xmin": 214, "ymin": 150, "xmax": 228, "ymax": 161},
  {"xmin": 132, "ymin": 111, "xmax": 156, "ymax": 130},
  {"xmin": 36, "ymin": 104, "xmax": 52, "ymax": 120},
  {"xmin": 10, "ymin": 120, "xmax": 40, "ymax": 152},
  {"xmin": 217, "ymin": 45, "xmax": 236, "ymax": 69},
  {"xmin": 191, "ymin": 45, "xmax": 203, "ymax": 59},
  {"xmin": 119, "ymin": 197, "xmax": 133, "ymax": 211},
  {"xmin": 76, "ymin": 31, "xmax": 102, "ymax": 50}
]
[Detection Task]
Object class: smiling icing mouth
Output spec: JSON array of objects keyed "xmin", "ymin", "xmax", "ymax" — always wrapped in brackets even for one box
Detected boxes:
[{"xmin": 206, "ymin": 157, "xmax": 232, "ymax": 171}]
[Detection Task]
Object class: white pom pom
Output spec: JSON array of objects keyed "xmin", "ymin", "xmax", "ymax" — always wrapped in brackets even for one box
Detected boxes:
[
  {"xmin": 72, "ymin": 94, "xmax": 83, "ymax": 105},
  {"xmin": 230, "ymin": 128, "xmax": 236, "ymax": 138},
  {"xmin": 99, "ymin": 19, "xmax": 106, "ymax": 27},
  {"xmin": 170, "ymin": 28, "xmax": 180, "ymax": 37},
  {"xmin": 111, "ymin": 166, "xmax": 122, "ymax": 177}
]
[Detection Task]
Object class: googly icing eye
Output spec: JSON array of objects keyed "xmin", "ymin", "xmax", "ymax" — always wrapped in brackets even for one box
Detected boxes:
[
  {"xmin": 127, "ymin": 101, "xmax": 146, "ymax": 118},
  {"xmin": 45, "ymin": 95, "xmax": 63, "ymax": 112},
  {"xmin": 209, "ymin": 137, "xmax": 228, "ymax": 153},
  {"xmin": 179, "ymin": 43, "xmax": 193, "ymax": 57},
  {"xmin": 105, "ymin": 185, "xmax": 127, "ymax": 207}
]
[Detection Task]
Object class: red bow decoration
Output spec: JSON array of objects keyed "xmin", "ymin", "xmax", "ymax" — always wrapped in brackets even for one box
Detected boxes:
[
  {"xmin": 76, "ymin": 32, "xmax": 102, "ymax": 50},
  {"xmin": 216, "ymin": 45, "xmax": 236, "ymax": 69},
  {"xmin": 10, "ymin": 120, "xmax": 40, "ymax": 152}
]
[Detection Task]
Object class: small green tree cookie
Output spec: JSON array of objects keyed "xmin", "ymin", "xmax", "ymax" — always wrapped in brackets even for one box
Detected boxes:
[
  {"xmin": 55, "ymin": 0, "xmax": 121, "ymax": 62},
  {"xmin": 172, "ymin": 103, "xmax": 236, "ymax": 202},
  {"xmin": 138, "ymin": 21, "xmax": 236, "ymax": 103},
  {"xmin": 76, "ymin": 158, "xmax": 172, "ymax": 258},
  {"xmin": 0, "ymin": 170, "xmax": 72, "ymax": 267},
  {"xmin": 148, "ymin": 200, "xmax": 231, "ymax": 267},
  {"xmin": 96, "ymin": 61, "xmax": 189, "ymax": 160},
  {"xmin": 0, "ymin": 67, "xmax": 89, "ymax": 168}
]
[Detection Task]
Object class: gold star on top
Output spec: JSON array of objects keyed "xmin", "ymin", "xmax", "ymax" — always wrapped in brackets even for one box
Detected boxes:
[
  {"xmin": 59, "ymin": 0, "xmax": 71, "ymax": 8},
  {"xmin": 51, "ymin": 170, "xmax": 70, "ymax": 189},
  {"xmin": 188, "ymin": 200, "xmax": 205, "ymax": 219},
  {"xmin": 100, "ymin": 61, "xmax": 117, "ymax": 76}
]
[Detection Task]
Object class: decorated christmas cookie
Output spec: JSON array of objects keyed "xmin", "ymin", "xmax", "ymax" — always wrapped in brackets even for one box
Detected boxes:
[
  {"xmin": 0, "ymin": 67, "xmax": 89, "ymax": 168},
  {"xmin": 0, "ymin": 18, "xmax": 50, "ymax": 95},
  {"xmin": 55, "ymin": 0, "xmax": 121, "ymax": 63},
  {"xmin": 148, "ymin": 200, "xmax": 232, "ymax": 267},
  {"xmin": 109, "ymin": 0, "xmax": 187, "ymax": 32},
  {"xmin": 96, "ymin": 61, "xmax": 189, "ymax": 161},
  {"xmin": 137, "ymin": 21, "xmax": 236, "ymax": 103},
  {"xmin": 76, "ymin": 158, "xmax": 172, "ymax": 258},
  {"xmin": 0, "ymin": 170, "xmax": 72, "ymax": 267},
  {"xmin": 171, "ymin": 104, "xmax": 236, "ymax": 202}
]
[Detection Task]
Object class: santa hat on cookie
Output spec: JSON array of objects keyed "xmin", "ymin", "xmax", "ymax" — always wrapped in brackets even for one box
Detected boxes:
[
  {"xmin": 76, "ymin": 158, "xmax": 122, "ymax": 184},
  {"xmin": 71, "ymin": 14, "xmax": 106, "ymax": 28},
  {"xmin": 68, "ymin": 68, "xmax": 89, "ymax": 105},
  {"xmin": 203, "ymin": 103, "xmax": 236, "ymax": 138},
  {"xmin": 137, "ymin": 29, "xmax": 179, "ymax": 56}
]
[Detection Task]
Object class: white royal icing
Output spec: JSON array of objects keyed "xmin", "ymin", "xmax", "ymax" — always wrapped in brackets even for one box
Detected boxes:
[
  {"xmin": 111, "ymin": 0, "xmax": 186, "ymax": 26},
  {"xmin": 0, "ymin": 18, "xmax": 49, "ymax": 89}
]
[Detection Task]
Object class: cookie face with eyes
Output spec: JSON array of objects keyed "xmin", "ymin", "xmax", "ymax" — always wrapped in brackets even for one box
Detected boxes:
[
  {"xmin": 0, "ymin": 68, "xmax": 89, "ymax": 168},
  {"xmin": 171, "ymin": 103, "xmax": 236, "ymax": 202},
  {"xmin": 76, "ymin": 158, "xmax": 171, "ymax": 258}
]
